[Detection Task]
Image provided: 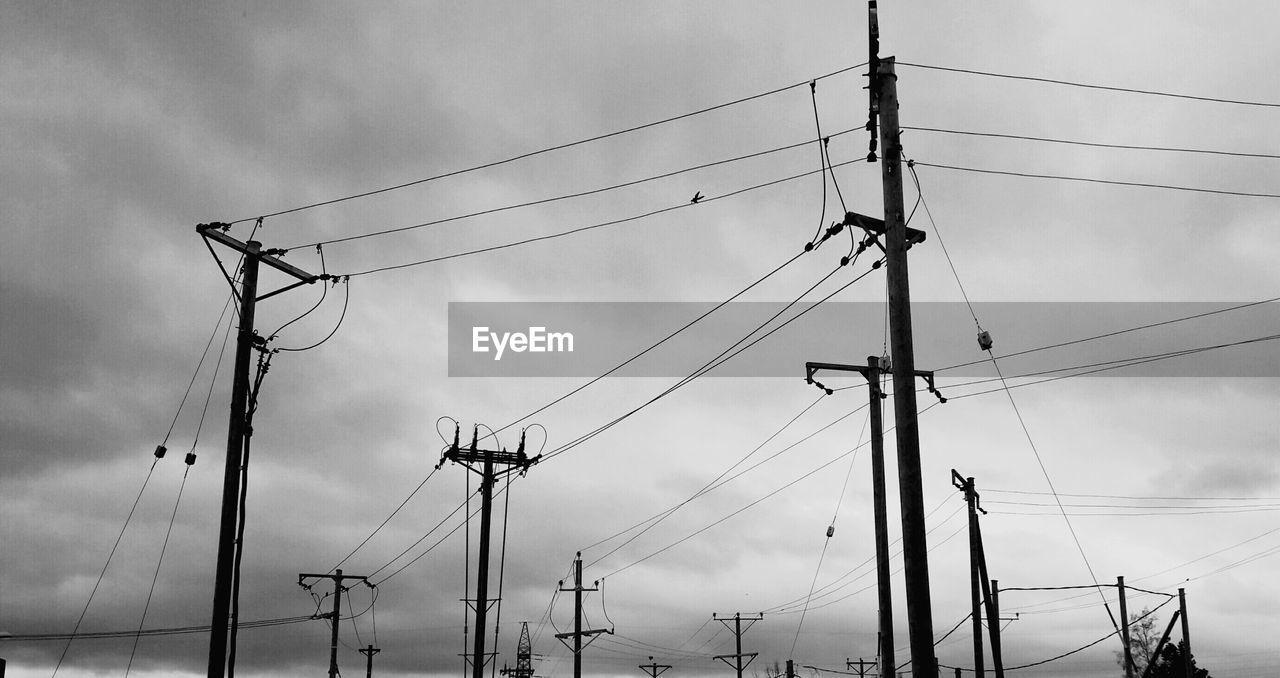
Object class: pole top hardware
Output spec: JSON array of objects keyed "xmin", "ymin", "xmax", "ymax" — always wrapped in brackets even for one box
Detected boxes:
[{"xmin": 843, "ymin": 212, "xmax": 926, "ymax": 250}]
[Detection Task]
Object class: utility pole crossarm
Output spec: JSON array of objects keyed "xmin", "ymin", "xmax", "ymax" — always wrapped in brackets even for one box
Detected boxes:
[{"xmin": 197, "ymin": 223, "xmax": 324, "ymax": 303}]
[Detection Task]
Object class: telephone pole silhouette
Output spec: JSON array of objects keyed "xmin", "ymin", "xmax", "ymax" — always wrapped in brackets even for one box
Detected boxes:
[
  {"xmin": 197, "ymin": 222, "xmax": 321, "ymax": 678},
  {"xmin": 712, "ymin": 613, "xmax": 762, "ymax": 678},
  {"xmin": 846, "ymin": 657, "xmax": 875, "ymax": 677},
  {"xmin": 951, "ymin": 470, "xmax": 1003, "ymax": 678},
  {"xmin": 297, "ymin": 569, "xmax": 372, "ymax": 678},
  {"xmin": 439, "ymin": 425, "xmax": 540, "ymax": 678},
  {"xmin": 358, "ymin": 645, "xmax": 380, "ymax": 678},
  {"xmin": 860, "ymin": 1, "xmax": 939, "ymax": 671},
  {"xmin": 555, "ymin": 553, "xmax": 611, "ymax": 678},
  {"xmin": 639, "ymin": 656, "xmax": 671, "ymax": 678},
  {"xmin": 501, "ymin": 622, "xmax": 535, "ymax": 678},
  {"xmin": 806, "ymin": 360, "xmax": 943, "ymax": 678}
]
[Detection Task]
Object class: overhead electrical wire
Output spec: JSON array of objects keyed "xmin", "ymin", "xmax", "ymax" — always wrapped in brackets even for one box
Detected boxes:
[
  {"xmin": 341, "ymin": 157, "xmax": 867, "ymax": 278},
  {"xmin": 790, "ymin": 407, "xmax": 870, "ymax": 657},
  {"xmin": 582, "ymin": 393, "xmax": 835, "ymax": 567},
  {"xmin": 903, "ymin": 125, "xmax": 1280, "ymax": 160},
  {"xmin": 897, "ymin": 61, "xmax": 1280, "ymax": 108},
  {"xmin": 329, "ymin": 465, "xmax": 441, "ymax": 573},
  {"xmin": 908, "ymin": 167, "xmax": 1122, "ymax": 640},
  {"xmin": 911, "ymin": 161, "xmax": 1280, "ymax": 199},
  {"xmin": 51, "ymin": 455, "xmax": 164, "ymax": 676},
  {"xmin": 224, "ymin": 62, "xmax": 867, "ymax": 227},
  {"xmin": 293, "ymin": 128, "xmax": 857, "ymax": 250},
  {"xmin": 937, "ymin": 296, "xmax": 1280, "ymax": 373},
  {"xmin": 15, "ymin": 615, "xmax": 319, "ymax": 642},
  {"xmin": 159, "ymin": 291, "xmax": 236, "ymax": 448},
  {"xmin": 537, "ymin": 252, "xmax": 883, "ymax": 469},
  {"xmin": 942, "ymin": 332, "xmax": 1280, "ymax": 400},
  {"xmin": 124, "ymin": 460, "xmax": 195, "ymax": 677}
]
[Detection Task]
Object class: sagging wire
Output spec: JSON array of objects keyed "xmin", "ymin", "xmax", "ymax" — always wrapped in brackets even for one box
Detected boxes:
[
  {"xmin": 265, "ymin": 244, "xmax": 330, "ymax": 344},
  {"xmin": 51, "ymin": 454, "xmax": 164, "ymax": 677},
  {"xmin": 125, "ymin": 453, "xmax": 197, "ymax": 677},
  {"xmin": 790, "ymin": 406, "xmax": 870, "ymax": 658},
  {"xmin": 907, "ymin": 161, "xmax": 1120, "ymax": 640},
  {"xmin": 275, "ymin": 275, "xmax": 351, "ymax": 353}
]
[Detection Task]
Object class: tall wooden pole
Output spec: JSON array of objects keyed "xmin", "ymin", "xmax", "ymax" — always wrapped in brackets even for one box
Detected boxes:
[
  {"xmin": 867, "ymin": 356, "xmax": 895, "ymax": 678},
  {"xmin": 207, "ymin": 241, "xmax": 259, "ymax": 678},
  {"xmin": 962, "ymin": 477, "xmax": 984, "ymax": 678},
  {"xmin": 877, "ymin": 55, "xmax": 937, "ymax": 677},
  {"xmin": 472, "ymin": 446, "xmax": 495, "ymax": 678},
  {"xmin": 1118, "ymin": 576, "xmax": 1134, "ymax": 678},
  {"xmin": 1178, "ymin": 588, "xmax": 1191, "ymax": 678}
]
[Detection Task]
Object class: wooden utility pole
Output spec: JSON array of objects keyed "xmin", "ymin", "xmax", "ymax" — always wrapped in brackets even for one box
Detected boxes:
[
  {"xmin": 865, "ymin": 8, "xmax": 937, "ymax": 667},
  {"xmin": 987, "ymin": 579, "xmax": 1004, "ymax": 678},
  {"xmin": 555, "ymin": 553, "xmax": 610, "ymax": 678},
  {"xmin": 846, "ymin": 657, "xmax": 875, "ymax": 677},
  {"xmin": 639, "ymin": 656, "xmax": 671, "ymax": 678},
  {"xmin": 198, "ymin": 223, "xmax": 319, "ymax": 678},
  {"xmin": 358, "ymin": 645, "xmax": 380, "ymax": 678},
  {"xmin": 712, "ymin": 613, "xmax": 762, "ymax": 678},
  {"xmin": 806, "ymin": 359, "xmax": 942, "ymax": 678},
  {"xmin": 440, "ymin": 425, "xmax": 540, "ymax": 678},
  {"xmin": 1178, "ymin": 588, "xmax": 1191, "ymax": 678},
  {"xmin": 298, "ymin": 570, "xmax": 371, "ymax": 678},
  {"xmin": 952, "ymin": 471, "xmax": 985, "ymax": 678},
  {"xmin": 1118, "ymin": 576, "xmax": 1135, "ymax": 678}
]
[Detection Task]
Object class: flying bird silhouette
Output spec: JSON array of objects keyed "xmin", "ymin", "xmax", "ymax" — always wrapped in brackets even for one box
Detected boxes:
[{"xmin": 690, "ymin": 191, "xmax": 703, "ymax": 204}]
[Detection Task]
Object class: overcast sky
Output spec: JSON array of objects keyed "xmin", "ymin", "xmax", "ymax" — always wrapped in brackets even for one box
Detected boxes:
[{"xmin": 3, "ymin": 2, "xmax": 1279, "ymax": 678}]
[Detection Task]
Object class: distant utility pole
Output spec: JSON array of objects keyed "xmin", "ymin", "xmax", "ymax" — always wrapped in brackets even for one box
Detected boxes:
[
  {"xmin": 1118, "ymin": 576, "xmax": 1135, "ymax": 678},
  {"xmin": 951, "ymin": 471, "xmax": 1005, "ymax": 678},
  {"xmin": 806, "ymin": 360, "xmax": 943, "ymax": 678},
  {"xmin": 863, "ymin": 0, "xmax": 937, "ymax": 667},
  {"xmin": 712, "ymin": 613, "xmax": 762, "ymax": 678},
  {"xmin": 501, "ymin": 622, "xmax": 536, "ymax": 678},
  {"xmin": 358, "ymin": 645, "xmax": 380, "ymax": 678},
  {"xmin": 439, "ymin": 425, "xmax": 540, "ymax": 678},
  {"xmin": 298, "ymin": 569, "xmax": 372, "ymax": 678},
  {"xmin": 555, "ymin": 553, "xmax": 611, "ymax": 678},
  {"xmin": 639, "ymin": 656, "xmax": 672, "ymax": 678},
  {"xmin": 198, "ymin": 222, "xmax": 320, "ymax": 678},
  {"xmin": 846, "ymin": 657, "xmax": 875, "ymax": 678}
]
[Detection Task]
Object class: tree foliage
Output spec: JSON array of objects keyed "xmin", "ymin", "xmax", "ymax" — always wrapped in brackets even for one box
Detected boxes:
[{"xmin": 1114, "ymin": 608, "xmax": 1211, "ymax": 678}]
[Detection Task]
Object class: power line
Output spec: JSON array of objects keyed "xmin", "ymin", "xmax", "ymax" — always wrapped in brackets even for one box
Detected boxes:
[
  {"xmin": 897, "ymin": 61, "xmax": 1280, "ymax": 108},
  {"xmin": 329, "ymin": 466, "xmax": 440, "ymax": 573},
  {"xmin": 937, "ymin": 296, "xmax": 1280, "ymax": 372},
  {"xmin": 582, "ymin": 394, "xmax": 838, "ymax": 567},
  {"xmin": 904, "ymin": 171, "xmax": 1121, "ymax": 643},
  {"xmin": 14, "ymin": 615, "xmax": 319, "ymax": 642},
  {"xmin": 986, "ymin": 489, "xmax": 1280, "ymax": 502},
  {"xmin": 943, "ymin": 332, "xmax": 1280, "ymax": 400},
  {"xmin": 911, "ymin": 160, "xmax": 1280, "ymax": 199},
  {"xmin": 225, "ymin": 63, "xmax": 867, "ymax": 226},
  {"xmin": 125, "ymin": 459, "xmax": 195, "ymax": 677},
  {"xmin": 341, "ymin": 157, "xmax": 866, "ymax": 278},
  {"xmin": 904, "ymin": 125, "xmax": 1280, "ymax": 160},
  {"xmin": 538, "ymin": 256, "xmax": 881, "ymax": 467},
  {"xmin": 52, "ymin": 454, "xmax": 164, "ymax": 676},
  {"xmin": 293, "ymin": 128, "xmax": 857, "ymax": 249}
]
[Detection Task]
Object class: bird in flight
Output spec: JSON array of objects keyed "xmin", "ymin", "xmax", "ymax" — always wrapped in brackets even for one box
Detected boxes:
[{"xmin": 690, "ymin": 191, "xmax": 704, "ymax": 204}]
